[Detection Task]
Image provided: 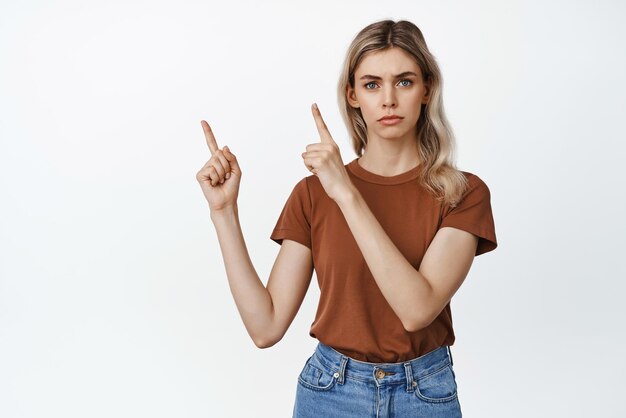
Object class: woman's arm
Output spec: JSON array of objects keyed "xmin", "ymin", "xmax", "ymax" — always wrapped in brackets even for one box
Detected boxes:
[
  {"xmin": 301, "ymin": 106, "xmax": 479, "ymax": 333},
  {"xmin": 211, "ymin": 206, "xmax": 314, "ymax": 348},
  {"xmin": 197, "ymin": 120, "xmax": 313, "ymax": 348},
  {"xmin": 335, "ymin": 189, "xmax": 478, "ymax": 333}
]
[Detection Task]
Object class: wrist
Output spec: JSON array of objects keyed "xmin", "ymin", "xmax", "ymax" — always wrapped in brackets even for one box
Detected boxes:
[
  {"xmin": 210, "ymin": 204, "xmax": 238, "ymax": 221},
  {"xmin": 335, "ymin": 185, "xmax": 359, "ymax": 208}
]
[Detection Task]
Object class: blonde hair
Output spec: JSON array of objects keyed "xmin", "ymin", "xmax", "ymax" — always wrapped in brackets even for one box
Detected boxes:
[{"xmin": 337, "ymin": 19, "xmax": 468, "ymax": 207}]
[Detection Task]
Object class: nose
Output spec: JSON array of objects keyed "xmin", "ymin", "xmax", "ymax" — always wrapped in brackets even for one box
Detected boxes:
[{"xmin": 382, "ymin": 87, "xmax": 397, "ymax": 109}]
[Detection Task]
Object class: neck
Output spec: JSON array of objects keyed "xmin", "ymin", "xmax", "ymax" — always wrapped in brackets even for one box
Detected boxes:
[{"xmin": 358, "ymin": 138, "xmax": 420, "ymax": 177}]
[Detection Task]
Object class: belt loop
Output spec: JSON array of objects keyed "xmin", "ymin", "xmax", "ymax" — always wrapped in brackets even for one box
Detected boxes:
[
  {"xmin": 403, "ymin": 362, "xmax": 414, "ymax": 392},
  {"xmin": 338, "ymin": 355, "xmax": 348, "ymax": 385},
  {"xmin": 447, "ymin": 346, "xmax": 454, "ymax": 366}
]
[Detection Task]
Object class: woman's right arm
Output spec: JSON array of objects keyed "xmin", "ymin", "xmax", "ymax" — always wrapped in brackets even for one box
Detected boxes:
[
  {"xmin": 197, "ymin": 120, "xmax": 313, "ymax": 348},
  {"xmin": 211, "ymin": 207, "xmax": 313, "ymax": 348}
]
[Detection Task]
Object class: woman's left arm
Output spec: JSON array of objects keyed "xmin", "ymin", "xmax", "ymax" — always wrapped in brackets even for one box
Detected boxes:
[
  {"xmin": 303, "ymin": 103, "xmax": 479, "ymax": 333},
  {"xmin": 336, "ymin": 189, "xmax": 478, "ymax": 333}
]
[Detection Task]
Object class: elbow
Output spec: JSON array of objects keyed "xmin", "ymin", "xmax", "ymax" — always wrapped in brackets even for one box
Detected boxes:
[
  {"xmin": 254, "ymin": 338, "xmax": 276, "ymax": 349},
  {"xmin": 252, "ymin": 311, "xmax": 282, "ymax": 348},
  {"xmin": 403, "ymin": 313, "xmax": 433, "ymax": 333},
  {"xmin": 253, "ymin": 333, "xmax": 280, "ymax": 349},
  {"xmin": 403, "ymin": 320, "xmax": 422, "ymax": 333}
]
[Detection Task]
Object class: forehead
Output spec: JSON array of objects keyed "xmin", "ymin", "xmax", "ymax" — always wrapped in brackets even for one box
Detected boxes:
[{"xmin": 355, "ymin": 47, "xmax": 422, "ymax": 77}]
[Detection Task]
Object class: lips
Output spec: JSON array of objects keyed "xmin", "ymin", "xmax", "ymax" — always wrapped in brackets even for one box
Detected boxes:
[{"xmin": 378, "ymin": 115, "xmax": 403, "ymax": 121}]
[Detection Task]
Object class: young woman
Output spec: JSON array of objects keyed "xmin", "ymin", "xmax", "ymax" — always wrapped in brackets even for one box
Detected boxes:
[{"xmin": 197, "ymin": 19, "xmax": 497, "ymax": 418}]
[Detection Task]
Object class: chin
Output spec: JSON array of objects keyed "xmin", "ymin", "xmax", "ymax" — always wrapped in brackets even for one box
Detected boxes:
[{"xmin": 377, "ymin": 127, "xmax": 411, "ymax": 138}]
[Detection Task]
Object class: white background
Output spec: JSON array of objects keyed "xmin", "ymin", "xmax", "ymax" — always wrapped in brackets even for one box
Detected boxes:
[{"xmin": 1, "ymin": 0, "xmax": 625, "ymax": 417}]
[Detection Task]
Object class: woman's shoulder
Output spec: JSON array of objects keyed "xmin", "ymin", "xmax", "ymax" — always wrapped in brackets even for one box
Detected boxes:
[
  {"xmin": 458, "ymin": 170, "xmax": 489, "ymax": 188},
  {"xmin": 454, "ymin": 170, "xmax": 493, "ymax": 205}
]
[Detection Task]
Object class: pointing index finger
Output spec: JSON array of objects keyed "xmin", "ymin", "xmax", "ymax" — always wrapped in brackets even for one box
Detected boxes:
[
  {"xmin": 311, "ymin": 103, "xmax": 333, "ymax": 143},
  {"xmin": 201, "ymin": 120, "xmax": 219, "ymax": 155}
]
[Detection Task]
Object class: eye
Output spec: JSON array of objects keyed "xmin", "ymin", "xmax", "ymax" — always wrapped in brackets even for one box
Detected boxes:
[{"xmin": 363, "ymin": 79, "xmax": 413, "ymax": 90}]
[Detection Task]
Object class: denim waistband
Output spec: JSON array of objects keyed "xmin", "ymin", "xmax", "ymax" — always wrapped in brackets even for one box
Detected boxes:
[{"xmin": 313, "ymin": 341, "xmax": 454, "ymax": 387}]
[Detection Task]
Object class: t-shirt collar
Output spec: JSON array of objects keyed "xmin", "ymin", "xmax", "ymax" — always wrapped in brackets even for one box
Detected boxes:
[{"xmin": 347, "ymin": 157, "xmax": 421, "ymax": 185}]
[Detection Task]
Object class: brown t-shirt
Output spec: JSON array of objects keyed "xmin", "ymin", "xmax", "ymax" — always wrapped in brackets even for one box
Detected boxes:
[{"xmin": 270, "ymin": 157, "xmax": 498, "ymax": 362}]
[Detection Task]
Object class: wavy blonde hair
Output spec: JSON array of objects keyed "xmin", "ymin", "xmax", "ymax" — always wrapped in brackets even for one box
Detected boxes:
[{"xmin": 337, "ymin": 19, "xmax": 468, "ymax": 207}]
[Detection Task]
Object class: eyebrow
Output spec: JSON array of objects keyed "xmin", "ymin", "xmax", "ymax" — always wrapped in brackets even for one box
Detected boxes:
[{"xmin": 359, "ymin": 71, "xmax": 419, "ymax": 81}]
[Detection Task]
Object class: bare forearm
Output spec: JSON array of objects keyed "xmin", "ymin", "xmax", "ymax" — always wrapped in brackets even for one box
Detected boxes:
[
  {"xmin": 210, "ymin": 206, "xmax": 274, "ymax": 346},
  {"xmin": 335, "ymin": 187, "xmax": 432, "ymax": 331}
]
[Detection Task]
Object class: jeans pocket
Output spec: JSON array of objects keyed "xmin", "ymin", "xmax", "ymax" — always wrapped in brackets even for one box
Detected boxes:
[
  {"xmin": 297, "ymin": 353, "xmax": 340, "ymax": 392},
  {"xmin": 413, "ymin": 362, "xmax": 458, "ymax": 403}
]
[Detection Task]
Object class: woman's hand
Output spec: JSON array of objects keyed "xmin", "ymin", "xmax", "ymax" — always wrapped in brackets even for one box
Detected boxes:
[
  {"xmin": 301, "ymin": 103, "xmax": 354, "ymax": 202},
  {"xmin": 196, "ymin": 120, "xmax": 241, "ymax": 213}
]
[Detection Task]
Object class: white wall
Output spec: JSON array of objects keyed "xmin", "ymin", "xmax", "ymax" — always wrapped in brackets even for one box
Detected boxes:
[{"xmin": 1, "ymin": 0, "xmax": 624, "ymax": 417}]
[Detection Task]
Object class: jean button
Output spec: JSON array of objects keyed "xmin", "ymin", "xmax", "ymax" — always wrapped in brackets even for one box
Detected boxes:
[{"xmin": 376, "ymin": 369, "xmax": 385, "ymax": 379}]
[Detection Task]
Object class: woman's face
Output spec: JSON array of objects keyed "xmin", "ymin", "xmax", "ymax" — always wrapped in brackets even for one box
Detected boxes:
[{"xmin": 347, "ymin": 47, "xmax": 430, "ymax": 143}]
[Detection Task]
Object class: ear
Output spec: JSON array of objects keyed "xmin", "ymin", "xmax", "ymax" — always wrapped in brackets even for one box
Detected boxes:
[{"xmin": 346, "ymin": 85, "xmax": 360, "ymax": 108}]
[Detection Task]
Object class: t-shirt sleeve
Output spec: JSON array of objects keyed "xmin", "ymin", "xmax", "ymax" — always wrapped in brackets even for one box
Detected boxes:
[
  {"xmin": 270, "ymin": 177, "xmax": 312, "ymax": 249},
  {"xmin": 439, "ymin": 174, "xmax": 498, "ymax": 256}
]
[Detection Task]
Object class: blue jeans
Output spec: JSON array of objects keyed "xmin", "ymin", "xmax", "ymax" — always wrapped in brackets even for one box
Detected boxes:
[{"xmin": 293, "ymin": 341, "xmax": 462, "ymax": 418}]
